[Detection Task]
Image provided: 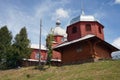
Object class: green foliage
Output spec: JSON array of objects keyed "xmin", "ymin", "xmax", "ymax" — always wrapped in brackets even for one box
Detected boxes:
[
  {"xmin": 0, "ymin": 26, "xmax": 12, "ymax": 69},
  {"xmin": 46, "ymin": 34, "xmax": 54, "ymax": 47},
  {"xmin": 0, "ymin": 26, "xmax": 31, "ymax": 69},
  {"xmin": 13, "ymin": 27, "xmax": 31, "ymax": 66},
  {"xmin": 46, "ymin": 34, "xmax": 54, "ymax": 66},
  {"xmin": 6, "ymin": 46, "xmax": 21, "ymax": 68}
]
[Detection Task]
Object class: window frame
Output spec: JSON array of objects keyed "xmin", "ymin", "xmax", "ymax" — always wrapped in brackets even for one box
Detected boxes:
[{"xmin": 85, "ymin": 24, "xmax": 91, "ymax": 31}]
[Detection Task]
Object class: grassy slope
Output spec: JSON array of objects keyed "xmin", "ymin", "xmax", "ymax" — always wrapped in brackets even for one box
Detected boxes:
[{"xmin": 0, "ymin": 60, "xmax": 120, "ymax": 80}]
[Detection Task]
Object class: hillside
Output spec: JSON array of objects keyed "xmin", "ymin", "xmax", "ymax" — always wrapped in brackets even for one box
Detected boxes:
[{"xmin": 0, "ymin": 60, "xmax": 120, "ymax": 80}]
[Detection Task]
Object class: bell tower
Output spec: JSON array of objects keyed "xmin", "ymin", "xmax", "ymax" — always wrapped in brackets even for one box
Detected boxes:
[
  {"xmin": 67, "ymin": 12, "xmax": 104, "ymax": 41},
  {"xmin": 53, "ymin": 19, "xmax": 64, "ymax": 44},
  {"xmin": 47, "ymin": 19, "xmax": 67, "ymax": 47}
]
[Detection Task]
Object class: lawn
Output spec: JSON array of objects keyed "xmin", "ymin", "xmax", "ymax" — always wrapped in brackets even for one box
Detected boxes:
[{"xmin": 0, "ymin": 60, "xmax": 120, "ymax": 80}]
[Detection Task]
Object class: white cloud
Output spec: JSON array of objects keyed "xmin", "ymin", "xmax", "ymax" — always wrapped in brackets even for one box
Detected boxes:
[
  {"xmin": 0, "ymin": 1, "xmax": 52, "ymax": 44},
  {"xmin": 111, "ymin": 37, "xmax": 120, "ymax": 59},
  {"xmin": 56, "ymin": 8, "xmax": 69, "ymax": 18},
  {"xmin": 115, "ymin": 0, "xmax": 120, "ymax": 4},
  {"xmin": 0, "ymin": 0, "xmax": 70, "ymax": 45},
  {"xmin": 111, "ymin": 51, "xmax": 120, "ymax": 59},
  {"xmin": 0, "ymin": 6, "xmax": 42, "ymax": 44},
  {"xmin": 112, "ymin": 37, "xmax": 120, "ymax": 49}
]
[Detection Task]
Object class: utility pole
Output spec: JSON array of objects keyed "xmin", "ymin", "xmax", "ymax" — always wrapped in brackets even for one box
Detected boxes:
[{"xmin": 39, "ymin": 19, "xmax": 42, "ymax": 67}]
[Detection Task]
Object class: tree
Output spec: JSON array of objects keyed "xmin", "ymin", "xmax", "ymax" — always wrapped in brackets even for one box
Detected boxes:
[
  {"xmin": 46, "ymin": 34, "xmax": 54, "ymax": 67},
  {"xmin": 0, "ymin": 26, "xmax": 31, "ymax": 69},
  {"xmin": 0, "ymin": 26, "xmax": 12, "ymax": 69},
  {"xmin": 13, "ymin": 27, "xmax": 31, "ymax": 67}
]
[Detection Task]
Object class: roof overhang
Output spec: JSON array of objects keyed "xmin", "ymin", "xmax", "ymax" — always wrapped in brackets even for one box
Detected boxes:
[
  {"xmin": 53, "ymin": 35, "xmax": 119, "ymax": 52},
  {"xmin": 68, "ymin": 21, "xmax": 104, "ymax": 28}
]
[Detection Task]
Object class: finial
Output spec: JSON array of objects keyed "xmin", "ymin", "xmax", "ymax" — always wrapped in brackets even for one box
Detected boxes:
[
  {"xmin": 81, "ymin": 0, "xmax": 85, "ymax": 15},
  {"xmin": 81, "ymin": 9, "xmax": 85, "ymax": 15}
]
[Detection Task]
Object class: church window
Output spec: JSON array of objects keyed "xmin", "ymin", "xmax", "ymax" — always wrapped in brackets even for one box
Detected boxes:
[
  {"xmin": 35, "ymin": 52, "xmax": 39, "ymax": 59},
  {"xmin": 76, "ymin": 46, "xmax": 82, "ymax": 53},
  {"xmin": 99, "ymin": 26, "xmax": 102, "ymax": 34},
  {"xmin": 86, "ymin": 24, "xmax": 91, "ymax": 31},
  {"xmin": 72, "ymin": 26, "xmax": 77, "ymax": 33}
]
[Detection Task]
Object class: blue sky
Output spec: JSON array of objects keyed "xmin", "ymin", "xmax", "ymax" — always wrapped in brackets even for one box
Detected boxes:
[{"xmin": 0, "ymin": 0, "xmax": 120, "ymax": 49}]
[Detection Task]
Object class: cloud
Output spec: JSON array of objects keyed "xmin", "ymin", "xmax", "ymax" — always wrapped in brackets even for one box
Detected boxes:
[
  {"xmin": 0, "ymin": 4, "xmax": 43, "ymax": 44},
  {"xmin": 51, "ymin": 8, "xmax": 70, "ymax": 22},
  {"xmin": 111, "ymin": 37, "xmax": 120, "ymax": 59},
  {"xmin": 115, "ymin": 0, "xmax": 120, "ymax": 4},
  {"xmin": 112, "ymin": 37, "xmax": 120, "ymax": 49},
  {"xmin": 94, "ymin": 12, "xmax": 106, "ymax": 21},
  {"xmin": 0, "ymin": 0, "xmax": 53, "ymax": 44},
  {"xmin": 56, "ymin": 8, "xmax": 69, "ymax": 18},
  {"xmin": 0, "ymin": 0, "xmax": 71, "ymax": 45}
]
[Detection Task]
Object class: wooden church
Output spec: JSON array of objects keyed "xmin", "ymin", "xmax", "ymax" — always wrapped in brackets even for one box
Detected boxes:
[
  {"xmin": 23, "ymin": 11, "xmax": 119, "ymax": 66},
  {"xmin": 50, "ymin": 11, "xmax": 119, "ymax": 65}
]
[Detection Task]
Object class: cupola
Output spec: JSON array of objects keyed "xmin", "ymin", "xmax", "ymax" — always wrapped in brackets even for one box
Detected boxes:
[
  {"xmin": 52, "ymin": 19, "xmax": 66, "ymax": 37},
  {"xmin": 70, "ymin": 11, "xmax": 97, "ymax": 25},
  {"xmin": 49, "ymin": 19, "xmax": 67, "ymax": 45},
  {"xmin": 67, "ymin": 11, "xmax": 104, "ymax": 41}
]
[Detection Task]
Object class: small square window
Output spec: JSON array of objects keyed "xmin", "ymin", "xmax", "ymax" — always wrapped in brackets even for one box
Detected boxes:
[{"xmin": 72, "ymin": 26, "xmax": 77, "ymax": 33}]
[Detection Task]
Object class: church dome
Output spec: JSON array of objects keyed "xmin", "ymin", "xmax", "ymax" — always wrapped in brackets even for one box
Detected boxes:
[
  {"xmin": 53, "ymin": 27, "xmax": 66, "ymax": 36},
  {"xmin": 52, "ymin": 19, "xmax": 67, "ymax": 37},
  {"xmin": 70, "ymin": 11, "xmax": 97, "ymax": 24}
]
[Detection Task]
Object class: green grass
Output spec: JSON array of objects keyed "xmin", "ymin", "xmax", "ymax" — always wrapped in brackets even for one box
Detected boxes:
[{"xmin": 0, "ymin": 60, "xmax": 120, "ymax": 80}]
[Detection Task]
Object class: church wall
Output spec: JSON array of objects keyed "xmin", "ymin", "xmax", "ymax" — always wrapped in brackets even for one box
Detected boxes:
[
  {"xmin": 67, "ymin": 21, "xmax": 104, "ymax": 41},
  {"xmin": 61, "ymin": 41, "xmax": 94, "ymax": 65},
  {"xmin": 22, "ymin": 49, "xmax": 47, "ymax": 66},
  {"xmin": 80, "ymin": 22, "xmax": 104, "ymax": 40},
  {"xmin": 67, "ymin": 22, "xmax": 81, "ymax": 41},
  {"xmin": 94, "ymin": 43, "xmax": 112, "ymax": 60},
  {"xmin": 94, "ymin": 23, "xmax": 104, "ymax": 40},
  {"xmin": 52, "ymin": 50, "xmax": 61, "ymax": 61},
  {"xmin": 30, "ymin": 49, "xmax": 47, "ymax": 61}
]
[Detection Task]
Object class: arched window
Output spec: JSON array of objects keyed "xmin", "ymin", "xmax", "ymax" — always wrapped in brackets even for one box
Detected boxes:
[
  {"xmin": 99, "ymin": 26, "xmax": 102, "ymax": 34},
  {"xmin": 72, "ymin": 26, "xmax": 77, "ymax": 33},
  {"xmin": 86, "ymin": 24, "xmax": 91, "ymax": 31}
]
